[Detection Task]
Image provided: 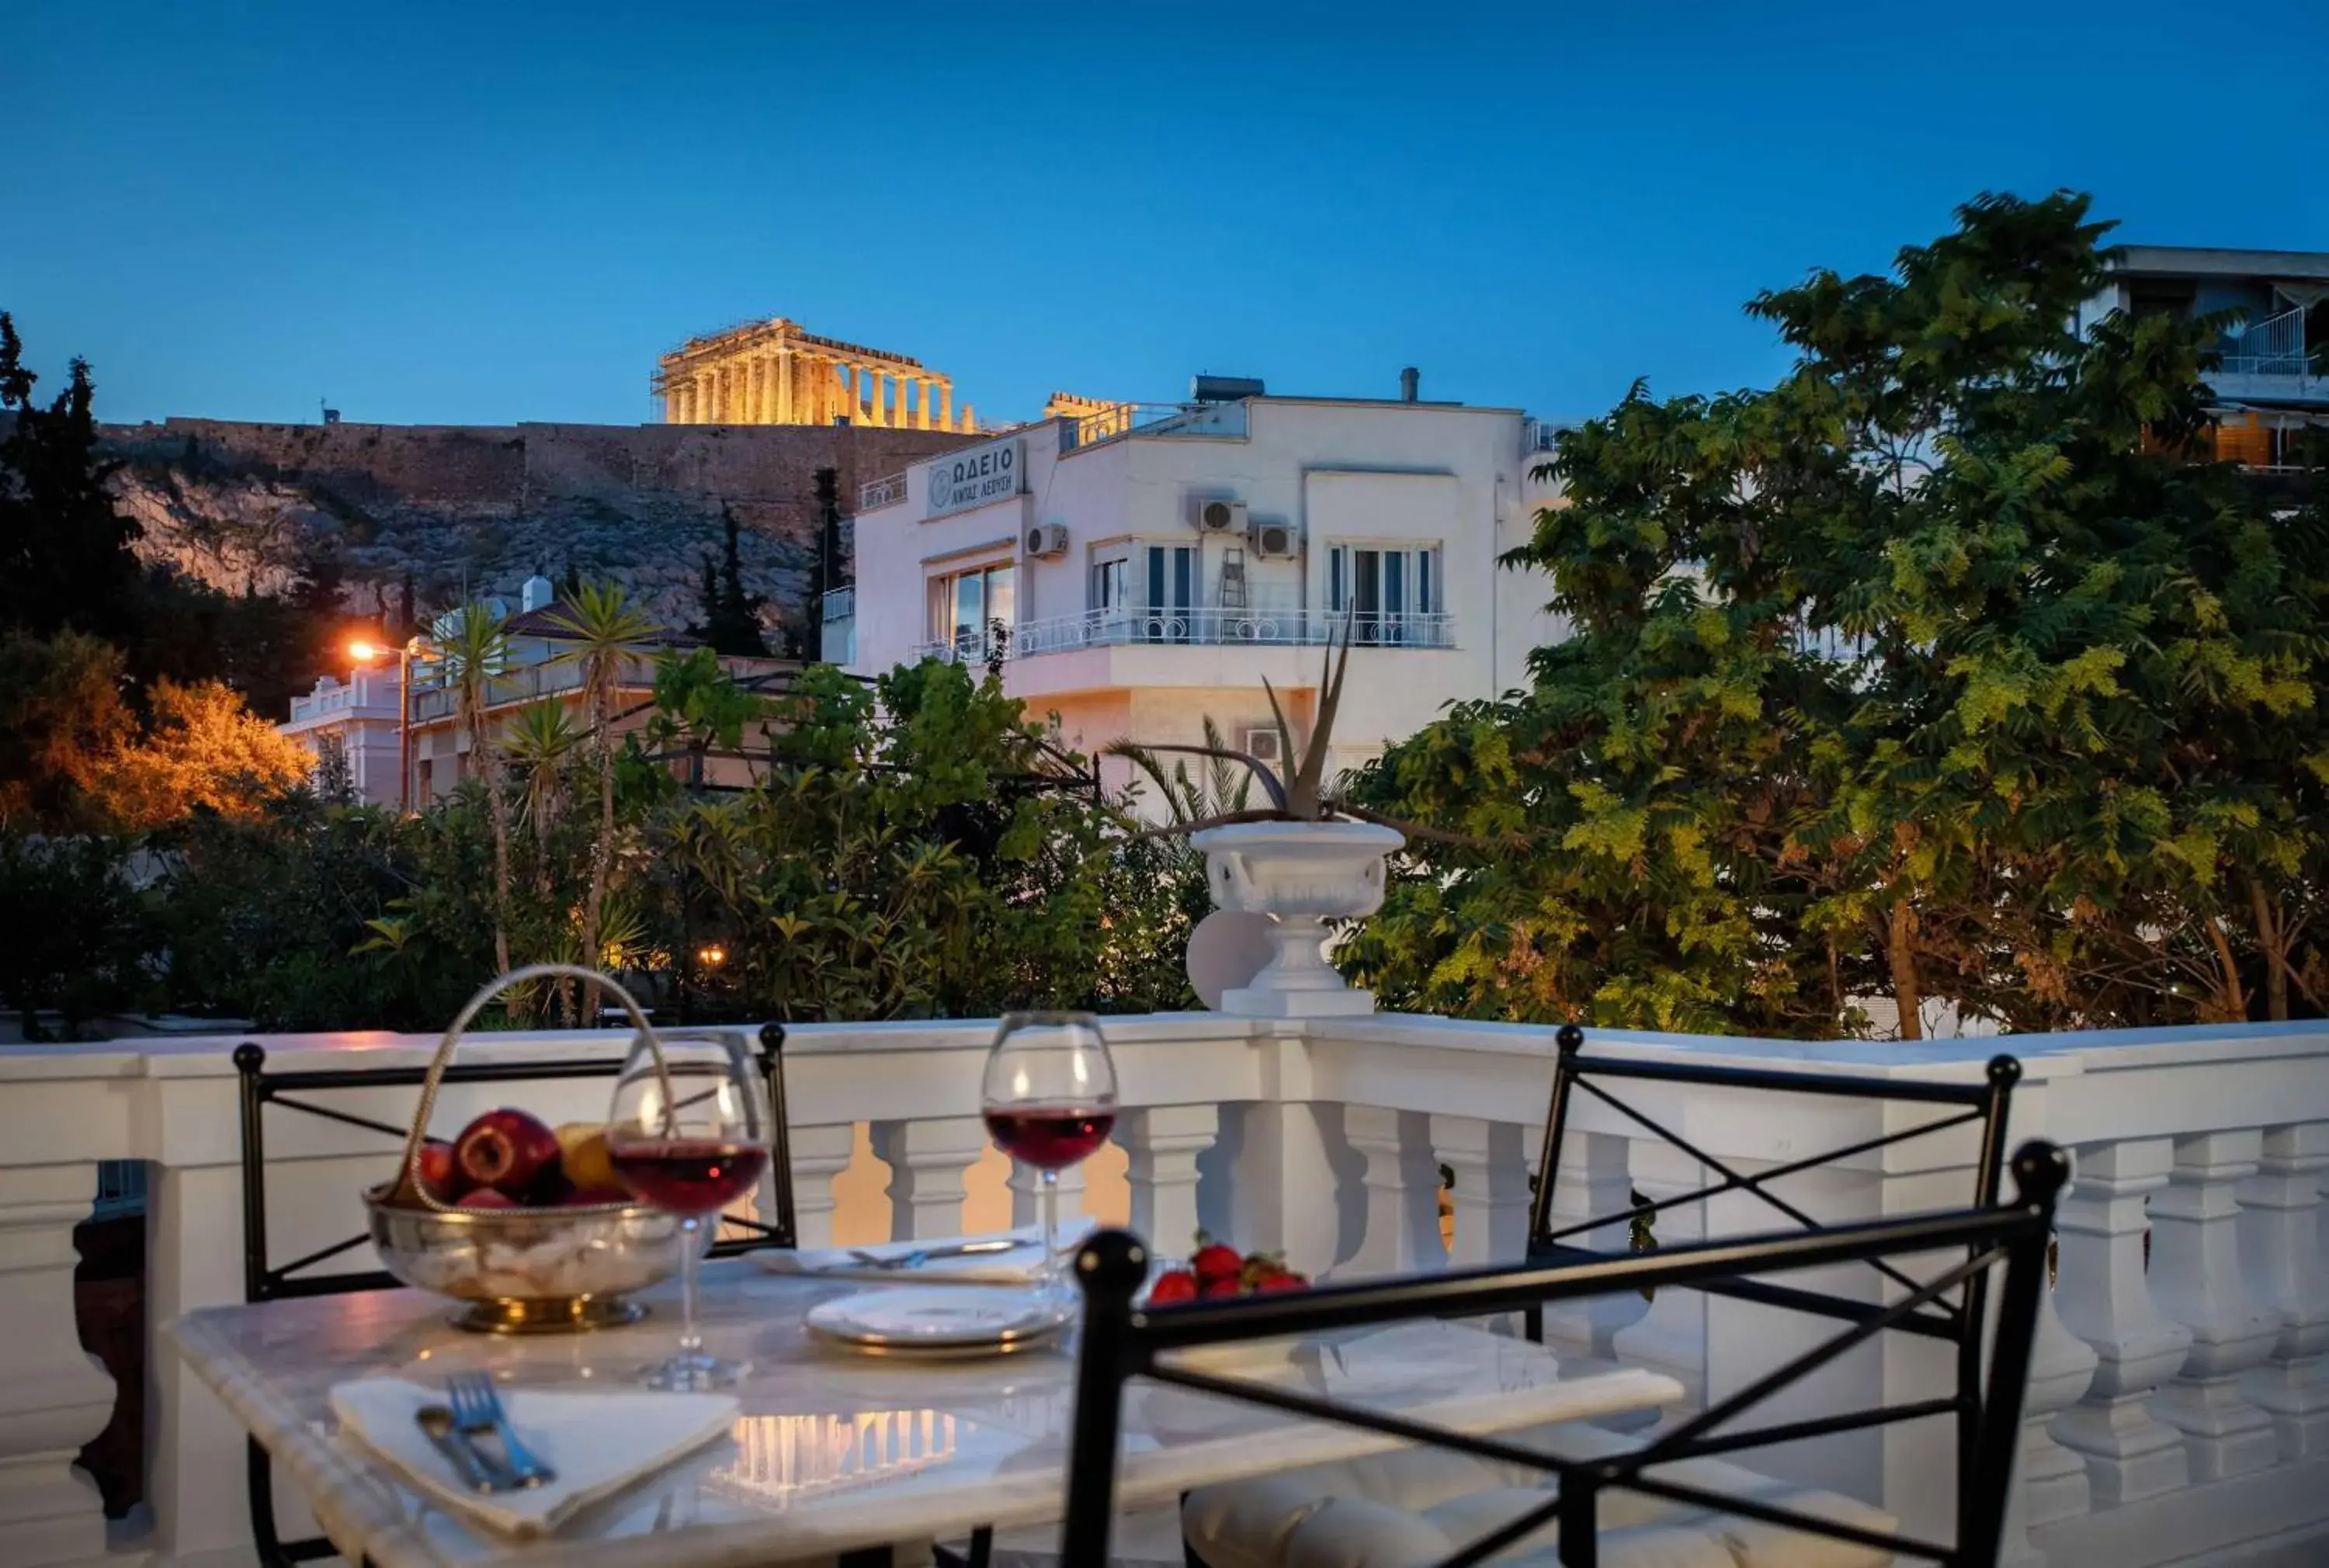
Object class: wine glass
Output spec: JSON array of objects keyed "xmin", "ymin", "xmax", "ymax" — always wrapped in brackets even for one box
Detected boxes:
[
  {"xmin": 980, "ymin": 1011, "xmax": 1118, "ymax": 1302},
  {"xmin": 606, "ymin": 1030, "xmax": 772, "ymax": 1389}
]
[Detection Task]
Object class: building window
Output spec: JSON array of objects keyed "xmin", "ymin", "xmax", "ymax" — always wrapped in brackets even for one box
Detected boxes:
[
  {"xmin": 1092, "ymin": 556, "xmax": 1130, "ymax": 612},
  {"xmin": 928, "ymin": 561, "xmax": 1016, "ymax": 656},
  {"xmin": 1327, "ymin": 544, "xmax": 1442, "ymax": 644},
  {"xmin": 1143, "ymin": 544, "xmax": 1195, "ymax": 642}
]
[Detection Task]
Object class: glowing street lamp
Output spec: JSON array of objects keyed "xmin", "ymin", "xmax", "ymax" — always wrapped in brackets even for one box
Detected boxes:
[{"xmin": 349, "ymin": 635, "xmax": 426, "ymax": 812}]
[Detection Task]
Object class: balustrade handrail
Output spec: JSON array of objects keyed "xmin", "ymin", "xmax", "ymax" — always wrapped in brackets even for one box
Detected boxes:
[
  {"xmin": 2217, "ymin": 304, "xmax": 2314, "ymax": 378},
  {"xmin": 10, "ymin": 1011, "xmax": 2329, "ymax": 1568},
  {"xmin": 914, "ymin": 607, "xmax": 1456, "ymax": 664},
  {"xmin": 859, "ymin": 472, "xmax": 908, "ymax": 510}
]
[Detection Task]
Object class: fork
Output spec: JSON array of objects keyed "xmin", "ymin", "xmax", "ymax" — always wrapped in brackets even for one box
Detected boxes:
[{"xmin": 447, "ymin": 1372, "xmax": 555, "ymax": 1489}]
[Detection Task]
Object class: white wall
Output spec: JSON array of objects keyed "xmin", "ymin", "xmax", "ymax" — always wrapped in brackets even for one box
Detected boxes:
[{"xmin": 849, "ymin": 399, "xmax": 1564, "ymax": 810}]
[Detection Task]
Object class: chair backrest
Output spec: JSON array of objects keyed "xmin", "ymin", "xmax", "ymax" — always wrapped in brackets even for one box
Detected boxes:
[
  {"xmin": 233, "ymin": 1022, "xmax": 799, "ymax": 1304},
  {"xmin": 1063, "ymin": 1140, "xmax": 2067, "ymax": 1568}
]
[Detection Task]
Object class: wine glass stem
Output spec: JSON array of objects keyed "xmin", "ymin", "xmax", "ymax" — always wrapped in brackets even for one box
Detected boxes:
[
  {"xmin": 1041, "ymin": 1168, "xmax": 1060, "ymax": 1287},
  {"xmin": 679, "ymin": 1215, "xmax": 703, "ymax": 1355}
]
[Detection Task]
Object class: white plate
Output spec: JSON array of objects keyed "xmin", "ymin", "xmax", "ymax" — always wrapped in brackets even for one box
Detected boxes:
[{"xmin": 804, "ymin": 1286, "xmax": 1068, "ymax": 1356}]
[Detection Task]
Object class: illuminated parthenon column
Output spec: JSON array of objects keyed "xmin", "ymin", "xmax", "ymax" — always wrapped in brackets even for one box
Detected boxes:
[{"xmin": 655, "ymin": 317, "xmax": 965, "ymax": 431}]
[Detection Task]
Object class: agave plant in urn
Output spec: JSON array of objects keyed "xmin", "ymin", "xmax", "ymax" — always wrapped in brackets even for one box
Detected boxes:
[{"xmin": 1108, "ymin": 619, "xmax": 1432, "ymax": 1018}]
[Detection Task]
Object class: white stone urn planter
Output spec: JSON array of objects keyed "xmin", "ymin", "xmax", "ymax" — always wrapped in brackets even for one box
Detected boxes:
[{"xmin": 1189, "ymin": 820, "xmax": 1404, "ymax": 1018}]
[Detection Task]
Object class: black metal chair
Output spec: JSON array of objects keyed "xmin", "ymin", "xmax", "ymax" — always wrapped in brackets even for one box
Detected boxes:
[
  {"xmin": 232, "ymin": 1023, "xmax": 799, "ymax": 1568},
  {"xmin": 1064, "ymin": 1140, "xmax": 2067, "ymax": 1568},
  {"xmin": 1523, "ymin": 1025, "xmax": 2023, "ymax": 1527}
]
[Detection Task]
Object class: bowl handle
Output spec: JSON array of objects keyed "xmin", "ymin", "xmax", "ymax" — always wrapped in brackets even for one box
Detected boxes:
[{"xmin": 397, "ymin": 964, "xmax": 668, "ymax": 1212}]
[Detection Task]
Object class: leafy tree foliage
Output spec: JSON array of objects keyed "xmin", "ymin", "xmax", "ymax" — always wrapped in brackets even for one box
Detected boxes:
[
  {"xmin": 1345, "ymin": 193, "xmax": 2329, "ymax": 1036},
  {"xmin": 689, "ymin": 506, "xmax": 769, "ymax": 657}
]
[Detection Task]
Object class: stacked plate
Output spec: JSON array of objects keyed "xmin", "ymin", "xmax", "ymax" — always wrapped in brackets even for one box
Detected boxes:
[{"xmin": 804, "ymin": 1286, "xmax": 1071, "ymax": 1359}]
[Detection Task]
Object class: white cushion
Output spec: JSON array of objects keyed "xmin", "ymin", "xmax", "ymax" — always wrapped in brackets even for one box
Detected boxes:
[{"xmin": 1183, "ymin": 1421, "xmax": 1895, "ymax": 1568}]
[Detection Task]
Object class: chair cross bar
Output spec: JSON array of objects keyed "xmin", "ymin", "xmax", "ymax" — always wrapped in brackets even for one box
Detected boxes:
[
  {"xmin": 263, "ymin": 1093, "xmax": 415, "ymax": 1144},
  {"xmin": 1569, "ymin": 1076, "xmax": 1937, "ymax": 1306},
  {"xmin": 265, "ymin": 1231, "xmax": 374, "ymax": 1285},
  {"xmin": 1633, "ymin": 1394, "xmax": 1965, "ymax": 1464},
  {"xmin": 1536, "ymin": 1105, "xmax": 1984, "ymax": 1249},
  {"xmin": 1630, "ymin": 1244, "xmax": 2004, "ymax": 1466},
  {"xmin": 1615, "ymin": 1470, "xmax": 1957, "ymax": 1563}
]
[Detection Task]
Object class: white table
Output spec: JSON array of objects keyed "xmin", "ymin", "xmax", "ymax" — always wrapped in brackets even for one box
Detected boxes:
[{"xmin": 165, "ymin": 1261, "xmax": 1682, "ymax": 1568}]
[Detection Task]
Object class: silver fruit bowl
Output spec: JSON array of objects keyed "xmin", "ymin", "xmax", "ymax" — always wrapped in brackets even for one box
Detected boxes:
[{"xmin": 364, "ymin": 1185, "xmax": 701, "ymax": 1334}]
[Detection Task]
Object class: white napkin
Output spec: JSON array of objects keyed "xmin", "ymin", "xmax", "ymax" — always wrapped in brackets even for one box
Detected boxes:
[
  {"xmin": 331, "ymin": 1376, "xmax": 737, "ymax": 1539},
  {"xmin": 758, "ymin": 1217, "xmax": 1096, "ymax": 1283}
]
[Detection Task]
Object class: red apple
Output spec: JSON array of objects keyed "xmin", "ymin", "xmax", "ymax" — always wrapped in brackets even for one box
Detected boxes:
[
  {"xmin": 453, "ymin": 1108, "xmax": 563, "ymax": 1198},
  {"xmin": 560, "ymin": 1185, "xmax": 630, "ymax": 1207},
  {"xmin": 1147, "ymin": 1268, "xmax": 1199, "ymax": 1305},
  {"xmin": 456, "ymin": 1188, "xmax": 517, "ymax": 1210},
  {"xmin": 415, "ymin": 1140, "xmax": 469, "ymax": 1203}
]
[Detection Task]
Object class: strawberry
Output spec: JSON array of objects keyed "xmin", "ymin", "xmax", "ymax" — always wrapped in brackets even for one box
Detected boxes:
[
  {"xmin": 1201, "ymin": 1275, "xmax": 1244, "ymax": 1299},
  {"xmin": 1147, "ymin": 1268, "xmax": 1199, "ymax": 1304},
  {"xmin": 1191, "ymin": 1234, "xmax": 1244, "ymax": 1283},
  {"xmin": 1254, "ymin": 1270, "xmax": 1308, "ymax": 1293}
]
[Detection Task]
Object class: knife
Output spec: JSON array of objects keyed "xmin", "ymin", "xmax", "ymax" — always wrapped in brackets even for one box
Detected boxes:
[{"xmin": 846, "ymin": 1237, "xmax": 1032, "ymax": 1271}]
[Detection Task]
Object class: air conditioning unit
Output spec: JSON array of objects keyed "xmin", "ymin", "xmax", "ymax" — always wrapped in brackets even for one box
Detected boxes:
[
  {"xmin": 1196, "ymin": 498, "xmax": 1248, "ymax": 534},
  {"xmin": 1241, "ymin": 726, "xmax": 1285, "ymax": 765},
  {"xmin": 1024, "ymin": 522, "xmax": 1069, "ymax": 557},
  {"xmin": 1248, "ymin": 520, "xmax": 1298, "ymax": 559}
]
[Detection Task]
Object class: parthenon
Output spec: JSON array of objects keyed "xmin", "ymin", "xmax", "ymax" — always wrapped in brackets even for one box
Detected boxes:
[{"xmin": 654, "ymin": 317, "xmax": 974, "ymax": 431}]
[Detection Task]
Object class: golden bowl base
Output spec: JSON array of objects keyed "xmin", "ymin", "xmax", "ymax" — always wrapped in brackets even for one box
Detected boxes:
[{"xmin": 452, "ymin": 1295, "xmax": 647, "ymax": 1335}]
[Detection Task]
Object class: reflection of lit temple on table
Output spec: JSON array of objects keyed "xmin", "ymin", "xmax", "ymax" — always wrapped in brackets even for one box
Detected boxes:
[{"xmin": 706, "ymin": 1411, "xmax": 960, "ymax": 1505}]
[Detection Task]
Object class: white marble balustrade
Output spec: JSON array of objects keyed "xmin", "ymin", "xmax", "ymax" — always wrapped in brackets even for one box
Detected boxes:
[{"xmin": 2, "ymin": 1014, "xmax": 2327, "ymax": 1568}]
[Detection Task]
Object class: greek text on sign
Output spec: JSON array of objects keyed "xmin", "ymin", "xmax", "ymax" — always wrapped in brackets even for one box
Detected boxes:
[{"xmin": 927, "ymin": 438, "xmax": 1022, "ymax": 519}]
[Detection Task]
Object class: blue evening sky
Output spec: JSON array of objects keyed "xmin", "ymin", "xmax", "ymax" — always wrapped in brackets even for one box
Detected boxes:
[{"xmin": 8, "ymin": 1, "xmax": 2326, "ymax": 430}]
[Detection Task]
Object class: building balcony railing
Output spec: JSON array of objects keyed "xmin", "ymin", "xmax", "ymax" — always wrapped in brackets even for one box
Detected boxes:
[
  {"xmin": 821, "ymin": 585, "xmax": 856, "ymax": 625},
  {"xmin": 913, "ymin": 608, "xmax": 1456, "ymax": 665},
  {"xmin": 287, "ymin": 685, "xmax": 356, "ymax": 720},
  {"xmin": 1059, "ymin": 400, "xmax": 1250, "ymax": 453},
  {"xmin": 9, "ymin": 1010, "xmax": 2329, "ymax": 1567},
  {"xmin": 407, "ymin": 654, "xmax": 668, "ymax": 723},
  {"xmin": 860, "ymin": 472, "xmax": 908, "ymax": 511}
]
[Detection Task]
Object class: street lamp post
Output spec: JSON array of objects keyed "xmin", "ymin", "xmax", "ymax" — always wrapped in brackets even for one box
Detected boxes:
[{"xmin": 350, "ymin": 636, "xmax": 427, "ymax": 812}]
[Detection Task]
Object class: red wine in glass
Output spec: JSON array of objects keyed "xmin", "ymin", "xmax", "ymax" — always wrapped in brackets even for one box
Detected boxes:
[
  {"xmin": 610, "ymin": 1140, "xmax": 770, "ymax": 1215},
  {"xmin": 984, "ymin": 1107, "xmax": 1116, "ymax": 1171}
]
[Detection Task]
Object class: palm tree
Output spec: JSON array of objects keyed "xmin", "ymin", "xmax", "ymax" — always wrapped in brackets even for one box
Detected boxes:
[
  {"xmin": 1112, "ymin": 716, "xmax": 1254, "ymax": 825},
  {"xmin": 546, "ymin": 580, "xmax": 661, "ymax": 1018},
  {"xmin": 433, "ymin": 602, "xmax": 515, "ymax": 976},
  {"xmin": 505, "ymin": 699, "xmax": 581, "ymax": 895}
]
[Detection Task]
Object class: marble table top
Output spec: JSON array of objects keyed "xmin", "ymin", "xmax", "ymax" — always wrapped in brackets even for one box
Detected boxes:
[{"xmin": 165, "ymin": 1262, "xmax": 1682, "ymax": 1568}]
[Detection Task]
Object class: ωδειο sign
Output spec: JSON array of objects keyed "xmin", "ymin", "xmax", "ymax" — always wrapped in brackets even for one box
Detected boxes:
[{"xmin": 926, "ymin": 438, "xmax": 1022, "ymax": 519}]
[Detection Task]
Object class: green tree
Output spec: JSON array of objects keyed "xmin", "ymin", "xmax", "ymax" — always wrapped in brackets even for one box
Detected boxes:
[
  {"xmin": 0, "ymin": 630, "xmax": 134, "ymax": 831},
  {"xmin": 689, "ymin": 506, "xmax": 769, "ymax": 657},
  {"xmin": 431, "ymin": 602, "xmax": 516, "ymax": 976},
  {"xmin": 0, "ymin": 314, "xmax": 142, "ymax": 644},
  {"xmin": 547, "ymin": 580, "xmax": 661, "ymax": 1016},
  {"xmin": 1347, "ymin": 192, "xmax": 2328, "ymax": 1036}
]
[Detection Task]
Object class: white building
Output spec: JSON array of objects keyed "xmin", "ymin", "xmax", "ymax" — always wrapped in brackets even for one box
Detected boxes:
[
  {"xmin": 839, "ymin": 376, "xmax": 1567, "ymax": 807},
  {"xmin": 278, "ymin": 664, "xmax": 404, "ymax": 805}
]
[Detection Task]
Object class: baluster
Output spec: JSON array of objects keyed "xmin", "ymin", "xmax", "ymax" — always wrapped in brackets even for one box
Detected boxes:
[
  {"xmin": 1430, "ymin": 1115, "xmax": 1529, "ymax": 1268},
  {"xmin": 0, "ymin": 1162, "xmax": 116, "ymax": 1567},
  {"xmin": 869, "ymin": 1117, "xmax": 986, "ymax": 1240},
  {"xmin": 2149, "ymin": 1130, "xmax": 2280, "ymax": 1480},
  {"xmin": 1116, "ymin": 1105, "xmax": 1217, "ymax": 1258},
  {"xmin": 2051, "ymin": 1137, "xmax": 2192, "ymax": 1504},
  {"xmin": 1538, "ymin": 1128, "xmax": 1650, "ymax": 1356},
  {"xmin": 1342, "ymin": 1105, "xmax": 1446, "ymax": 1275},
  {"xmin": 1008, "ymin": 1153, "xmax": 1087, "ymax": 1230},
  {"xmin": 786, "ymin": 1122, "xmax": 857, "ymax": 1249},
  {"xmin": 2000, "ymin": 1233, "xmax": 2098, "ymax": 1566},
  {"xmin": 2237, "ymin": 1122, "xmax": 2329, "ymax": 1459}
]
